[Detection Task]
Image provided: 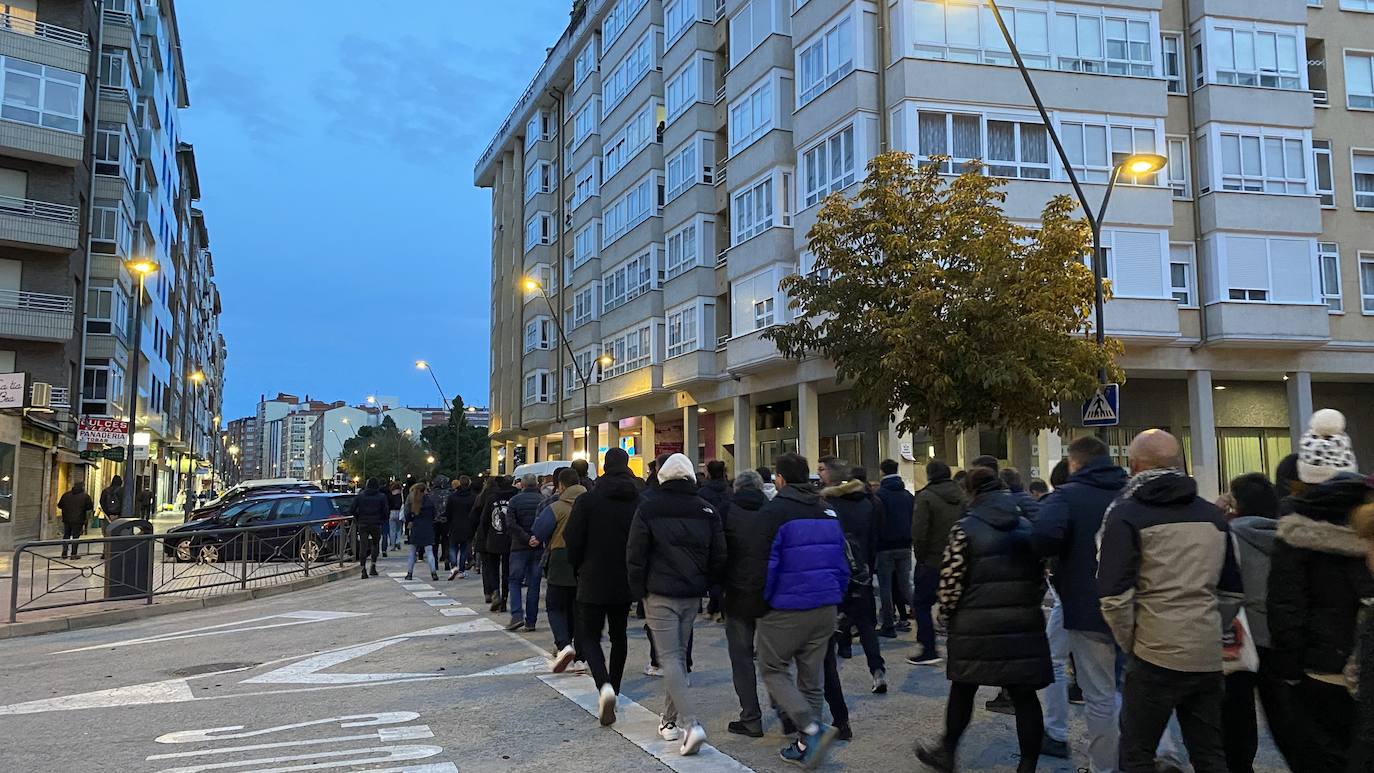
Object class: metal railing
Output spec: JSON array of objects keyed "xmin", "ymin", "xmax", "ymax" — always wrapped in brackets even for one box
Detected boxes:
[
  {"xmin": 8, "ymin": 517, "xmax": 356, "ymax": 622},
  {"xmin": 101, "ymin": 8, "xmax": 133, "ymax": 27},
  {"xmin": 0, "ymin": 11, "xmax": 89, "ymax": 49},
  {"xmin": 1311, "ymin": 89, "xmax": 1329, "ymax": 106},
  {"xmin": 48, "ymin": 385, "xmax": 70, "ymax": 409},
  {"xmin": 0, "ymin": 195, "xmax": 80, "ymax": 223},
  {"xmin": 0, "ymin": 288, "xmax": 75, "ymax": 313}
]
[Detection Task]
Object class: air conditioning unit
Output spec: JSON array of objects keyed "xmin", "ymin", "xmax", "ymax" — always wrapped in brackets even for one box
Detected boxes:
[{"xmin": 30, "ymin": 381, "xmax": 51, "ymax": 409}]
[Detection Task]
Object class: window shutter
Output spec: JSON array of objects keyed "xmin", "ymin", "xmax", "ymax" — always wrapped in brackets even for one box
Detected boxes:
[
  {"xmin": 1109, "ymin": 231, "xmax": 1164, "ymax": 298},
  {"xmin": 1267, "ymin": 239, "xmax": 1315, "ymax": 303},
  {"xmin": 1225, "ymin": 236, "xmax": 1270, "ymax": 292}
]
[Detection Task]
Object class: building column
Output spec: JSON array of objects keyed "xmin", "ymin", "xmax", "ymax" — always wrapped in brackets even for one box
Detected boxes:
[
  {"xmin": 882, "ymin": 408, "xmax": 918, "ymax": 489},
  {"xmin": 733, "ymin": 394, "xmax": 752, "ymax": 474},
  {"xmin": 1008, "ymin": 431, "xmax": 1034, "ymax": 477},
  {"xmin": 524, "ymin": 436, "xmax": 537, "ymax": 466},
  {"xmin": 1188, "ymin": 370, "xmax": 1220, "ymax": 501},
  {"xmin": 489, "ymin": 443, "xmax": 500, "ymax": 475},
  {"xmin": 1035, "ymin": 428, "xmax": 1063, "ymax": 483},
  {"xmin": 956, "ymin": 428, "xmax": 980, "ymax": 470},
  {"xmin": 539, "ymin": 435, "xmax": 553, "ymax": 462},
  {"xmin": 682, "ymin": 406, "xmax": 700, "ymax": 465},
  {"xmin": 1286, "ymin": 371, "xmax": 1313, "ymax": 449},
  {"xmin": 503, "ymin": 440, "xmax": 515, "ymax": 475},
  {"xmin": 602, "ymin": 420, "xmax": 620, "ymax": 473},
  {"xmin": 640, "ymin": 415, "xmax": 656, "ymax": 464},
  {"xmin": 797, "ymin": 381, "xmax": 820, "ymax": 464},
  {"xmin": 586, "ymin": 424, "xmax": 600, "ymax": 470},
  {"xmin": 561, "ymin": 429, "xmax": 575, "ymax": 461}
]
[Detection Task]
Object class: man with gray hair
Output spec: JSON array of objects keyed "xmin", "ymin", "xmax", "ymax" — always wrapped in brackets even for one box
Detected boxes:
[
  {"xmin": 720, "ymin": 468, "xmax": 773, "ymax": 737},
  {"xmin": 505, "ymin": 472, "xmax": 546, "ymax": 632}
]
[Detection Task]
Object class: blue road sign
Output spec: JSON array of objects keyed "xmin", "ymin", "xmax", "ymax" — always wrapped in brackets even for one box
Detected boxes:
[{"xmin": 1082, "ymin": 383, "xmax": 1120, "ymax": 427}]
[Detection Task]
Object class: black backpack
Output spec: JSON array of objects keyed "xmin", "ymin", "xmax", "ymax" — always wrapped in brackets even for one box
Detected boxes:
[{"xmin": 100, "ymin": 487, "xmax": 121, "ymax": 514}]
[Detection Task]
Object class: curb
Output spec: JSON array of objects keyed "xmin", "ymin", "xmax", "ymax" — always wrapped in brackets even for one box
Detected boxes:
[{"xmin": 0, "ymin": 564, "xmax": 356, "ymax": 641}]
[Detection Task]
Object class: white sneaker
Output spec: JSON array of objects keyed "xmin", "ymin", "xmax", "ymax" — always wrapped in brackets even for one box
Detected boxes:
[
  {"xmin": 658, "ymin": 720, "xmax": 680, "ymax": 741},
  {"xmin": 551, "ymin": 645, "xmax": 576, "ymax": 674},
  {"xmin": 597, "ymin": 684, "xmax": 617, "ymax": 726},
  {"xmin": 643, "ymin": 664, "xmax": 663, "ymax": 677},
  {"xmin": 680, "ymin": 722, "xmax": 706, "ymax": 756}
]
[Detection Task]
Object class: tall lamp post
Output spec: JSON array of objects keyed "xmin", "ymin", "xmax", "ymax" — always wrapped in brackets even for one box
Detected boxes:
[
  {"xmin": 186, "ymin": 369, "xmax": 205, "ymax": 510},
  {"xmin": 228, "ymin": 444, "xmax": 240, "ymax": 486},
  {"xmin": 415, "ymin": 360, "xmax": 464, "ymax": 476},
  {"xmin": 522, "ymin": 276, "xmax": 613, "ymax": 464},
  {"xmin": 965, "ymin": 0, "xmax": 1167, "ymax": 381},
  {"xmin": 122, "ymin": 258, "xmax": 159, "ymax": 518}
]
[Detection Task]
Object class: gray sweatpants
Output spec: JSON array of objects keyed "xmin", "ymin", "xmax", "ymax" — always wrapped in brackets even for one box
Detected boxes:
[
  {"xmin": 644, "ymin": 594, "xmax": 699, "ymax": 726},
  {"xmin": 755, "ymin": 605, "xmax": 836, "ymax": 729}
]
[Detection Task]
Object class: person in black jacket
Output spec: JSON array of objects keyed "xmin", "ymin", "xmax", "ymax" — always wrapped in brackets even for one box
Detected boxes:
[
  {"xmin": 99, "ymin": 475, "xmax": 123, "ymax": 520},
  {"xmin": 474, "ymin": 476, "xmax": 516, "ymax": 612},
  {"xmin": 720, "ymin": 470, "xmax": 772, "ymax": 738},
  {"xmin": 698, "ymin": 460, "xmax": 731, "ymax": 512},
  {"xmin": 385, "ymin": 481, "xmax": 404, "ymax": 555},
  {"xmin": 916, "ymin": 466, "xmax": 1051, "ymax": 773},
  {"xmin": 446, "ymin": 476, "xmax": 479, "ymax": 580},
  {"xmin": 874, "ymin": 459, "xmax": 915, "ymax": 638},
  {"xmin": 820, "ymin": 458, "xmax": 886, "ymax": 699},
  {"xmin": 566, "ymin": 448, "xmax": 641, "ymax": 727},
  {"xmin": 505, "ymin": 473, "xmax": 546, "ymax": 631},
  {"xmin": 57, "ymin": 482, "xmax": 93, "ymax": 559},
  {"xmin": 349, "ymin": 478, "xmax": 390, "ymax": 579},
  {"xmin": 625, "ymin": 452, "xmax": 726, "ymax": 756}
]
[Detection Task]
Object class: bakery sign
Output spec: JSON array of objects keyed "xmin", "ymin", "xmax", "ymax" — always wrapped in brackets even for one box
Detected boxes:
[
  {"xmin": 0, "ymin": 372, "xmax": 24, "ymax": 409},
  {"xmin": 78, "ymin": 417, "xmax": 130, "ymax": 445}
]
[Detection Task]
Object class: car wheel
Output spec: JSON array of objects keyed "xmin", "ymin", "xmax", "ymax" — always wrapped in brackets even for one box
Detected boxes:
[
  {"xmin": 197, "ymin": 543, "xmax": 220, "ymax": 564},
  {"xmin": 299, "ymin": 538, "xmax": 321, "ymax": 563},
  {"xmin": 175, "ymin": 539, "xmax": 195, "ymax": 562}
]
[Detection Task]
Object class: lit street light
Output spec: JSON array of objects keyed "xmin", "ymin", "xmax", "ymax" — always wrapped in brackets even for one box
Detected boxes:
[
  {"xmin": 524, "ymin": 276, "xmax": 613, "ymax": 466},
  {"xmin": 416, "ymin": 359, "xmax": 465, "ymax": 476},
  {"xmin": 185, "ymin": 369, "xmax": 206, "ymax": 518},
  {"xmin": 122, "ymin": 258, "xmax": 159, "ymax": 518}
]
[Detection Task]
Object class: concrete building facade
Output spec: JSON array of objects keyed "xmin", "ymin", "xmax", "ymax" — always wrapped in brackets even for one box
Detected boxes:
[{"xmin": 477, "ymin": 0, "xmax": 1374, "ymax": 497}]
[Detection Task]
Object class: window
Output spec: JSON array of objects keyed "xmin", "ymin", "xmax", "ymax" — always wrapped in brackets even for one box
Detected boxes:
[
  {"xmin": 1361, "ymin": 254, "xmax": 1374, "ymax": 314},
  {"xmin": 0, "ymin": 57, "xmax": 82, "ymax": 134},
  {"xmin": 731, "ymin": 267, "xmax": 787, "ymax": 335},
  {"xmin": 524, "ymin": 317, "xmax": 554, "ymax": 353},
  {"xmin": 1057, "ymin": 118, "xmax": 1159, "ymax": 183},
  {"xmin": 1318, "ymin": 242, "xmax": 1343, "ymax": 312},
  {"xmin": 1204, "ymin": 235, "xmax": 1317, "ymax": 304},
  {"xmin": 602, "ymin": 247, "xmax": 659, "ymax": 312},
  {"xmin": 81, "ymin": 360, "xmax": 125, "ymax": 417},
  {"xmin": 666, "ymin": 134, "xmax": 714, "ymax": 201},
  {"xmin": 603, "ymin": 100, "xmax": 660, "ymax": 180},
  {"xmin": 573, "ymin": 220, "xmax": 600, "ymax": 269},
  {"xmin": 730, "ymin": 0, "xmax": 787, "ymax": 67},
  {"xmin": 1311, "ymin": 139, "xmax": 1335, "ymax": 206},
  {"xmin": 1218, "ymin": 132, "xmax": 1306, "ymax": 193},
  {"xmin": 1162, "ymin": 33, "xmax": 1184, "ymax": 93},
  {"xmin": 574, "ymin": 37, "xmax": 600, "ymax": 90},
  {"xmin": 910, "ymin": 1, "xmax": 1051, "ymax": 68},
  {"xmin": 94, "ymin": 124, "xmax": 135, "ymax": 181},
  {"xmin": 916, "ymin": 108, "xmax": 1050, "ymax": 180},
  {"xmin": 1343, "ymin": 0, "xmax": 1374, "ymax": 10},
  {"xmin": 1201, "ymin": 21, "xmax": 1302, "ymax": 89},
  {"xmin": 1349, "ymin": 53, "xmax": 1374, "ymax": 108},
  {"xmin": 602, "ymin": 172, "xmax": 662, "ymax": 246},
  {"xmin": 525, "ymin": 264, "xmax": 553, "ymax": 301},
  {"xmin": 85, "ymin": 280, "xmax": 129, "ymax": 337},
  {"xmin": 797, "ymin": 13, "xmax": 854, "ymax": 106},
  {"xmin": 524, "ymin": 160, "xmax": 555, "ymax": 200},
  {"xmin": 603, "ymin": 323, "xmax": 654, "ymax": 377},
  {"xmin": 666, "ymin": 300, "xmax": 713, "ymax": 358},
  {"xmin": 573, "ymin": 100, "xmax": 600, "ymax": 149},
  {"xmin": 1166, "ymin": 135, "xmax": 1190, "ymax": 198},
  {"xmin": 572, "ymin": 283, "xmax": 600, "ymax": 328},
  {"xmin": 1169, "ymin": 244, "xmax": 1195, "ymax": 305},
  {"xmin": 602, "ymin": 31, "xmax": 656, "ymax": 118},
  {"xmin": 666, "ymin": 217, "xmax": 712, "ymax": 279},
  {"xmin": 733, "ymin": 169, "xmax": 792, "ymax": 245},
  {"xmin": 665, "ymin": 0, "xmax": 698, "ymax": 45},
  {"xmin": 665, "ymin": 56, "xmax": 705, "ymax": 120},
  {"xmin": 1354, "ymin": 151, "xmax": 1374, "ymax": 209},
  {"xmin": 603, "ymin": 0, "xmax": 649, "ymax": 49},
  {"xmin": 1057, "ymin": 10, "xmax": 1153, "ymax": 75},
  {"xmin": 729, "ymin": 73, "xmax": 776, "ymax": 153},
  {"xmin": 525, "ymin": 111, "xmax": 552, "ymax": 149},
  {"xmin": 572, "ymin": 160, "xmax": 600, "ymax": 209},
  {"xmin": 564, "ymin": 348, "xmax": 601, "ymax": 394},
  {"xmin": 523, "ymin": 370, "xmax": 553, "ymax": 405},
  {"xmin": 802, "ymin": 123, "xmax": 856, "ymax": 206},
  {"xmin": 524, "ymin": 212, "xmax": 554, "ymax": 251}
]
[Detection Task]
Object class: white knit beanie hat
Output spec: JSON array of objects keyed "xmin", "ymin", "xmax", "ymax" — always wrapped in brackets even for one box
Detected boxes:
[
  {"xmin": 1297, "ymin": 408, "xmax": 1358, "ymax": 484},
  {"xmin": 657, "ymin": 453, "xmax": 696, "ymax": 484}
]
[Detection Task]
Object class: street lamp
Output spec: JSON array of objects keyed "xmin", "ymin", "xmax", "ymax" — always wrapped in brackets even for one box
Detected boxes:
[
  {"xmin": 416, "ymin": 359, "xmax": 463, "ymax": 476},
  {"xmin": 524, "ymin": 276, "xmax": 611, "ymax": 466},
  {"xmin": 186, "ymin": 369, "xmax": 205, "ymax": 510},
  {"xmin": 228, "ymin": 444, "xmax": 240, "ymax": 486},
  {"xmin": 122, "ymin": 258, "xmax": 159, "ymax": 518},
  {"xmin": 964, "ymin": 0, "xmax": 1166, "ymax": 382}
]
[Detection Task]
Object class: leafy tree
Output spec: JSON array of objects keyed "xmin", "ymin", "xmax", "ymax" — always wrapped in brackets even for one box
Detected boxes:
[
  {"xmin": 764, "ymin": 152, "xmax": 1122, "ymax": 437},
  {"xmin": 339, "ymin": 419, "xmax": 431, "ymax": 483},
  {"xmin": 421, "ymin": 397, "xmax": 489, "ymax": 478}
]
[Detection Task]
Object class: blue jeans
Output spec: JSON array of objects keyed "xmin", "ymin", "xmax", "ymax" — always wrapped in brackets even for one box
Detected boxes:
[
  {"xmin": 407, "ymin": 544, "xmax": 437, "ymax": 576},
  {"xmin": 508, "ymin": 550, "xmax": 542, "ymax": 625},
  {"xmin": 875, "ymin": 548, "xmax": 913, "ymax": 632},
  {"xmin": 388, "ymin": 514, "xmax": 403, "ymax": 550},
  {"xmin": 455, "ymin": 541, "xmax": 470, "ymax": 573},
  {"xmin": 1042, "ymin": 588, "xmax": 1071, "ymax": 744}
]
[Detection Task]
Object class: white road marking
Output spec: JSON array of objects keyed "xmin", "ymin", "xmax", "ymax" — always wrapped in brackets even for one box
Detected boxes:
[
  {"xmin": 422, "ymin": 599, "xmax": 457, "ymax": 607},
  {"xmin": 539, "ymin": 673, "xmax": 755, "ymax": 773},
  {"xmin": 55, "ymin": 611, "xmax": 367, "ymax": 654},
  {"xmin": 400, "ymin": 583, "xmax": 433, "ymax": 590},
  {"xmin": 410, "ymin": 591, "xmax": 445, "ymax": 598},
  {"xmin": 0, "ymin": 677, "xmax": 196, "ymax": 716},
  {"xmin": 243, "ymin": 619, "xmax": 505, "ymax": 685},
  {"xmin": 149, "ymin": 743, "xmax": 447, "ymax": 773},
  {"xmin": 156, "ymin": 712, "xmax": 421, "ymax": 743},
  {"xmin": 438, "ymin": 607, "xmax": 475, "ymax": 616},
  {"xmin": 148, "ymin": 726, "xmax": 434, "ymax": 759},
  {"xmin": 465, "ymin": 656, "xmax": 553, "ymax": 677}
]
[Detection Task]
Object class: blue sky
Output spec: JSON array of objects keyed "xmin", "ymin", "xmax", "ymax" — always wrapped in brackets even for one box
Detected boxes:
[{"xmin": 177, "ymin": 0, "xmax": 569, "ymax": 419}]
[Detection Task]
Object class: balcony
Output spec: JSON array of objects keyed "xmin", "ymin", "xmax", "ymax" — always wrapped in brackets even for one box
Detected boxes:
[
  {"xmin": 0, "ymin": 195, "xmax": 80, "ymax": 251},
  {"xmin": 0, "ymin": 12, "xmax": 88, "ymax": 72},
  {"xmin": 101, "ymin": 7, "xmax": 136, "ymax": 50},
  {"xmin": 1204, "ymin": 302, "xmax": 1330, "ymax": 348},
  {"xmin": 0, "ymin": 289, "xmax": 74, "ymax": 341},
  {"xmin": 1088, "ymin": 298, "xmax": 1183, "ymax": 342},
  {"xmin": 29, "ymin": 383, "xmax": 71, "ymax": 410},
  {"xmin": 1190, "ymin": 83, "xmax": 1313, "ymax": 129}
]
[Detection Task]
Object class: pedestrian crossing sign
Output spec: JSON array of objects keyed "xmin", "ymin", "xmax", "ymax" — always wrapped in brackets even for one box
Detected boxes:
[{"xmin": 1082, "ymin": 383, "xmax": 1120, "ymax": 427}]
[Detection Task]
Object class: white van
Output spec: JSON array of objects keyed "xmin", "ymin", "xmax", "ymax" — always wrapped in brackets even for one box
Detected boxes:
[{"xmin": 512, "ymin": 460, "xmax": 594, "ymax": 481}]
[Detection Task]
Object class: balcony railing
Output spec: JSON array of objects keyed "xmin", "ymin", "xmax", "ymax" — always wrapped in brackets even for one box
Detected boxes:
[
  {"xmin": 0, "ymin": 289, "xmax": 74, "ymax": 341},
  {"xmin": 1311, "ymin": 89, "xmax": 1329, "ymax": 106},
  {"xmin": 716, "ymin": 333, "xmax": 729, "ymax": 351},
  {"xmin": 101, "ymin": 8, "xmax": 133, "ymax": 27},
  {"xmin": 28, "ymin": 383, "xmax": 71, "ymax": 409},
  {"xmin": 0, "ymin": 12, "xmax": 90, "ymax": 49},
  {"xmin": 0, "ymin": 195, "xmax": 79, "ymax": 223}
]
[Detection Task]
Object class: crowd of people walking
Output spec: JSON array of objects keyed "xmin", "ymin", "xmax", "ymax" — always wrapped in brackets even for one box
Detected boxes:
[{"xmin": 347, "ymin": 408, "xmax": 1374, "ymax": 772}]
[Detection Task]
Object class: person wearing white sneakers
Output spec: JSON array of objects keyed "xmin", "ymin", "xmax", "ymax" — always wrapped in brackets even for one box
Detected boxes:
[
  {"xmin": 625, "ymin": 452, "xmax": 727, "ymax": 756},
  {"xmin": 538, "ymin": 467, "xmax": 586, "ymax": 672}
]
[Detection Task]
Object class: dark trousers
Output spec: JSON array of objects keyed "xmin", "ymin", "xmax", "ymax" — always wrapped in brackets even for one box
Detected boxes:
[
  {"xmin": 434, "ymin": 524, "xmax": 450, "ymax": 567},
  {"xmin": 724, "ymin": 614, "xmax": 762, "ymax": 725},
  {"xmin": 357, "ymin": 524, "xmax": 382, "ymax": 566},
  {"xmin": 576, "ymin": 601, "xmax": 629, "ymax": 693},
  {"xmin": 647, "ymin": 620, "xmax": 693, "ymax": 671},
  {"xmin": 944, "ymin": 682, "xmax": 1042, "ymax": 761},
  {"xmin": 481, "ymin": 551, "xmax": 509, "ymax": 600},
  {"xmin": 1223, "ymin": 647, "xmax": 1305, "ymax": 773},
  {"xmin": 1120, "ymin": 657, "xmax": 1227, "ymax": 773},
  {"xmin": 1287, "ymin": 676, "xmax": 1355, "ymax": 773},
  {"xmin": 912, "ymin": 563, "xmax": 939, "ymax": 652},
  {"xmin": 545, "ymin": 584, "xmax": 578, "ymax": 652},
  {"xmin": 837, "ymin": 586, "xmax": 885, "ymax": 673},
  {"xmin": 60, "ymin": 522, "xmax": 82, "ymax": 557},
  {"xmin": 823, "ymin": 634, "xmax": 850, "ymax": 727}
]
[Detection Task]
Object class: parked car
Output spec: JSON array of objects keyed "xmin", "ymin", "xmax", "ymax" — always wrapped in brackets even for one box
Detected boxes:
[
  {"xmin": 164, "ymin": 493, "xmax": 355, "ymax": 563},
  {"xmin": 188, "ymin": 479, "xmax": 323, "ymax": 520}
]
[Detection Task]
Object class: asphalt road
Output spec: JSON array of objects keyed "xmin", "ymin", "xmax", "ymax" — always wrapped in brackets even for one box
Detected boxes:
[{"xmin": 0, "ymin": 554, "xmax": 1287, "ymax": 772}]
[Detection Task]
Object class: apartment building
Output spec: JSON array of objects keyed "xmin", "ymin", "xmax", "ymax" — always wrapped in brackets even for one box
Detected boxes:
[
  {"xmin": 475, "ymin": 0, "xmax": 1374, "ymax": 497},
  {"xmin": 225, "ymin": 414, "xmax": 256, "ymax": 484}
]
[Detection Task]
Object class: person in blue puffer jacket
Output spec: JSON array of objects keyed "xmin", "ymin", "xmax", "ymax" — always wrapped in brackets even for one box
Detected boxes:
[{"xmin": 754, "ymin": 452, "xmax": 851, "ymax": 769}]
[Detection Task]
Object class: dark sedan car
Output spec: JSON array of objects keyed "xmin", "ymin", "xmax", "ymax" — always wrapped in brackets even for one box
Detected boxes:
[
  {"xmin": 164, "ymin": 493, "xmax": 355, "ymax": 563},
  {"xmin": 188, "ymin": 481, "xmax": 324, "ymax": 521}
]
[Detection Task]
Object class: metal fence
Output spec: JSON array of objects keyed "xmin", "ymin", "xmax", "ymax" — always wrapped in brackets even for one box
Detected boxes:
[{"xmin": 8, "ymin": 517, "xmax": 356, "ymax": 623}]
